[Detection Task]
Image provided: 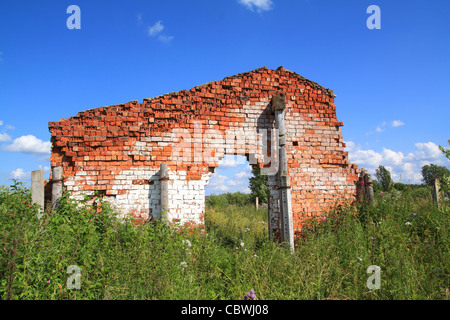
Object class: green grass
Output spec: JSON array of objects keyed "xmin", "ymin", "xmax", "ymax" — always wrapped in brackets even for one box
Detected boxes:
[{"xmin": 0, "ymin": 181, "xmax": 448, "ymax": 300}]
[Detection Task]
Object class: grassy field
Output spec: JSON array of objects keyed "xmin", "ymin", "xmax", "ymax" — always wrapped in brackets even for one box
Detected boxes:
[{"xmin": 0, "ymin": 181, "xmax": 448, "ymax": 300}]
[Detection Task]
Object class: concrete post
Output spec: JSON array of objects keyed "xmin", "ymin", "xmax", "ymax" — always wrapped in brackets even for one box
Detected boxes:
[
  {"xmin": 272, "ymin": 92, "xmax": 294, "ymax": 253},
  {"xmin": 51, "ymin": 167, "xmax": 63, "ymax": 208},
  {"xmin": 160, "ymin": 163, "xmax": 170, "ymax": 221},
  {"xmin": 256, "ymin": 197, "xmax": 259, "ymax": 210},
  {"xmin": 357, "ymin": 171, "xmax": 366, "ymax": 203},
  {"xmin": 365, "ymin": 172, "xmax": 374, "ymax": 204},
  {"xmin": 31, "ymin": 170, "xmax": 45, "ymax": 215},
  {"xmin": 432, "ymin": 179, "xmax": 441, "ymax": 206}
]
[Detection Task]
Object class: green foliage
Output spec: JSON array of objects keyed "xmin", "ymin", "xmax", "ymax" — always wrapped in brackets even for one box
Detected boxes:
[
  {"xmin": 0, "ymin": 180, "xmax": 448, "ymax": 300},
  {"xmin": 421, "ymin": 164, "xmax": 450, "ymax": 187},
  {"xmin": 392, "ymin": 182, "xmax": 408, "ymax": 192},
  {"xmin": 439, "ymin": 140, "xmax": 450, "ymax": 160},
  {"xmin": 438, "ymin": 140, "xmax": 450, "ymax": 192},
  {"xmin": 375, "ymin": 165, "xmax": 393, "ymax": 192},
  {"xmin": 249, "ymin": 167, "xmax": 269, "ymax": 203},
  {"xmin": 371, "ymin": 179, "xmax": 382, "ymax": 193},
  {"xmin": 206, "ymin": 192, "xmax": 252, "ymax": 209}
]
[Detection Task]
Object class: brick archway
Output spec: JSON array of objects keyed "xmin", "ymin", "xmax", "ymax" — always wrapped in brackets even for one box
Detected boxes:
[{"xmin": 48, "ymin": 66, "xmax": 359, "ymax": 239}]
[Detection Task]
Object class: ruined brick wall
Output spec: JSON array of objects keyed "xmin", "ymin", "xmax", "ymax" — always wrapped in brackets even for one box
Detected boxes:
[{"xmin": 48, "ymin": 66, "xmax": 359, "ymax": 238}]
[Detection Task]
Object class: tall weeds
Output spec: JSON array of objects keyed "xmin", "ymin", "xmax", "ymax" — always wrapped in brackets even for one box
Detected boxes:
[{"xmin": 0, "ymin": 181, "xmax": 448, "ymax": 300}]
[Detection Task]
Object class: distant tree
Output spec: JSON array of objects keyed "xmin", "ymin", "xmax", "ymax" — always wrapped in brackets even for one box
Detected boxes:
[
  {"xmin": 392, "ymin": 182, "xmax": 408, "ymax": 192},
  {"xmin": 249, "ymin": 167, "xmax": 269, "ymax": 204},
  {"xmin": 421, "ymin": 164, "xmax": 450, "ymax": 186},
  {"xmin": 372, "ymin": 179, "xmax": 382, "ymax": 193},
  {"xmin": 375, "ymin": 165, "xmax": 392, "ymax": 192}
]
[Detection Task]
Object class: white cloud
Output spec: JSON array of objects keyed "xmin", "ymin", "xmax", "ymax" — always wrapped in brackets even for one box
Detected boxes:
[
  {"xmin": 345, "ymin": 141, "xmax": 383, "ymax": 168},
  {"xmin": 216, "ymin": 185, "xmax": 229, "ymax": 192},
  {"xmin": 235, "ymin": 170, "xmax": 252, "ymax": 179},
  {"xmin": 209, "ymin": 174, "xmax": 227, "ymax": 187},
  {"xmin": 148, "ymin": 21, "xmax": 164, "ymax": 36},
  {"xmin": 0, "ymin": 133, "xmax": 11, "ymax": 142},
  {"xmin": 382, "ymin": 148, "xmax": 404, "ymax": 166},
  {"xmin": 8, "ymin": 166, "xmax": 50, "ymax": 182},
  {"xmin": 391, "ymin": 120, "xmax": 405, "ymax": 127},
  {"xmin": 409, "ymin": 142, "xmax": 443, "ymax": 162},
  {"xmin": 219, "ymin": 155, "xmax": 247, "ymax": 167},
  {"xmin": 345, "ymin": 141, "xmax": 448, "ymax": 184},
  {"xmin": 227, "ymin": 179, "xmax": 242, "ymax": 186},
  {"xmin": 227, "ymin": 171, "xmax": 251, "ymax": 187},
  {"xmin": 243, "ymin": 187, "xmax": 251, "ymax": 194},
  {"xmin": 238, "ymin": 0, "xmax": 273, "ymax": 12},
  {"xmin": 10, "ymin": 168, "xmax": 30, "ymax": 180},
  {"xmin": 0, "ymin": 120, "xmax": 3, "ymax": 126},
  {"xmin": 1, "ymin": 135, "xmax": 51, "ymax": 155}
]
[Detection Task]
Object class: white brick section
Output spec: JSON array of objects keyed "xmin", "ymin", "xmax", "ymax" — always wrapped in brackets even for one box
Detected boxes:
[{"xmin": 65, "ymin": 98, "xmax": 284, "ymax": 229}]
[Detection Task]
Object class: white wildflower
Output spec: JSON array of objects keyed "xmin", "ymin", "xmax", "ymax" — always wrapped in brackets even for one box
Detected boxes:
[{"xmin": 182, "ymin": 239, "xmax": 192, "ymax": 247}]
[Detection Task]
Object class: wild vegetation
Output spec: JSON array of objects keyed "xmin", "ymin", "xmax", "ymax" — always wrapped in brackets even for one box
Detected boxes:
[{"xmin": 0, "ymin": 178, "xmax": 448, "ymax": 300}]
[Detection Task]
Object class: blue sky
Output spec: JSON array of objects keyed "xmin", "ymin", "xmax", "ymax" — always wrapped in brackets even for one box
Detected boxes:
[{"xmin": 0, "ymin": 0, "xmax": 449, "ymax": 194}]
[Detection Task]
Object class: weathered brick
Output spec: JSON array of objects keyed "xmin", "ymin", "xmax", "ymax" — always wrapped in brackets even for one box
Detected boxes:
[{"xmin": 48, "ymin": 66, "xmax": 358, "ymax": 239}]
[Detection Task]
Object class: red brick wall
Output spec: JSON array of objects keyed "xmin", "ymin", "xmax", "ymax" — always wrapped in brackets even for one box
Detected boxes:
[{"xmin": 48, "ymin": 66, "xmax": 359, "ymax": 238}]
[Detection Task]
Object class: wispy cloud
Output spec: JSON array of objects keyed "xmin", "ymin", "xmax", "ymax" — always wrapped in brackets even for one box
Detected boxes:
[
  {"xmin": 0, "ymin": 133, "xmax": 12, "ymax": 142},
  {"xmin": 136, "ymin": 13, "xmax": 143, "ymax": 26},
  {"xmin": 148, "ymin": 20, "xmax": 164, "ymax": 36},
  {"xmin": 366, "ymin": 120, "xmax": 405, "ymax": 135},
  {"xmin": 0, "ymin": 121, "xmax": 15, "ymax": 131},
  {"xmin": 235, "ymin": 170, "xmax": 252, "ymax": 179},
  {"xmin": 0, "ymin": 120, "xmax": 13, "ymax": 142},
  {"xmin": 238, "ymin": 0, "xmax": 273, "ymax": 12},
  {"xmin": 158, "ymin": 35, "xmax": 174, "ymax": 43},
  {"xmin": 209, "ymin": 173, "xmax": 227, "ymax": 186},
  {"xmin": 0, "ymin": 51, "xmax": 3, "ymax": 62},
  {"xmin": 148, "ymin": 20, "xmax": 174, "ymax": 42}
]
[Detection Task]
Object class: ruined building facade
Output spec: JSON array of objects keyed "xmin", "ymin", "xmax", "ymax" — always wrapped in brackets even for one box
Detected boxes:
[{"xmin": 48, "ymin": 66, "xmax": 359, "ymax": 239}]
